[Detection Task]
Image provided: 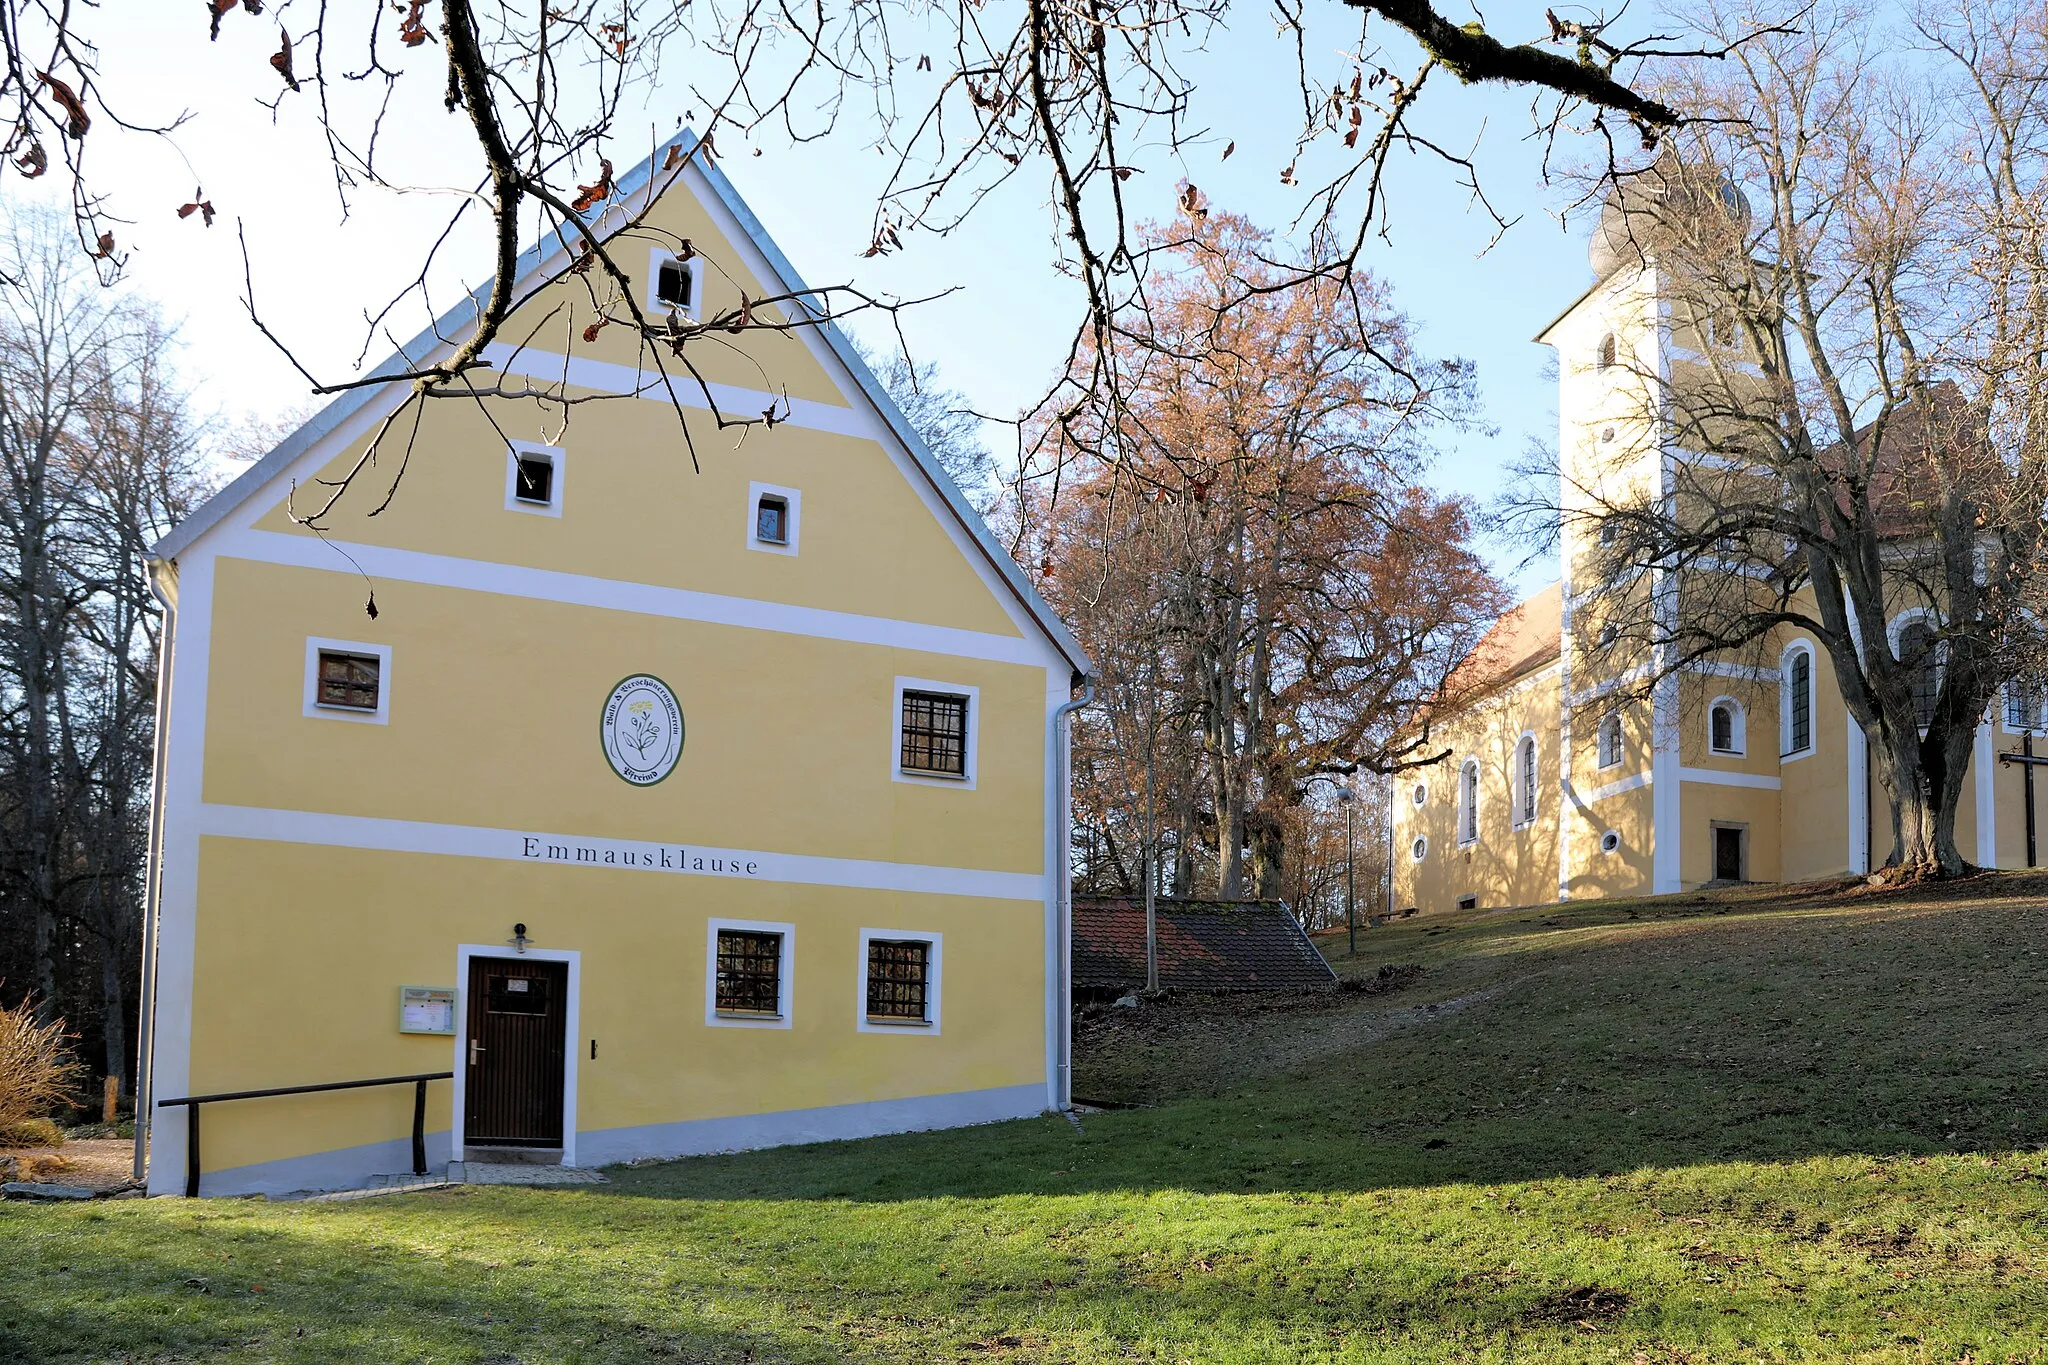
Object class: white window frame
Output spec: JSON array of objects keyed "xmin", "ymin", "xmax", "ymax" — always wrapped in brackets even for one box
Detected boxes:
[
  {"xmin": 504, "ymin": 440, "xmax": 565, "ymax": 517},
  {"xmin": 303, "ymin": 637, "xmax": 392, "ymax": 725},
  {"xmin": 1707, "ymin": 695, "xmax": 1746, "ymax": 756},
  {"xmin": 2002, "ymin": 680, "xmax": 2047, "ymax": 735},
  {"xmin": 1596, "ymin": 713, "xmax": 1623, "ymax": 770},
  {"xmin": 647, "ymin": 246, "xmax": 702, "ymax": 321},
  {"xmin": 1779, "ymin": 640, "xmax": 1816, "ymax": 760},
  {"xmin": 892, "ymin": 676, "xmax": 979, "ymax": 789},
  {"xmin": 1411, "ymin": 835, "xmax": 1428, "ymax": 862},
  {"xmin": 747, "ymin": 481, "xmax": 801, "ymax": 555},
  {"xmin": 1455, "ymin": 758, "xmax": 1480, "ymax": 847},
  {"xmin": 1599, "ymin": 829, "xmax": 1622, "ymax": 855},
  {"xmin": 1411, "ymin": 780, "xmax": 1428, "ymax": 807},
  {"xmin": 1511, "ymin": 732, "xmax": 1538, "ymax": 830},
  {"xmin": 855, "ymin": 928, "xmax": 943, "ymax": 1034},
  {"xmin": 705, "ymin": 918, "xmax": 794, "ymax": 1029}
]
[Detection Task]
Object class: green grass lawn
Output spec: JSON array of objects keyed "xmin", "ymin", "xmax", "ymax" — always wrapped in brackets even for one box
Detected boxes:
[{"xmin": 9, "ymin": 876, "xmax": 2048, "ymax": 1362}]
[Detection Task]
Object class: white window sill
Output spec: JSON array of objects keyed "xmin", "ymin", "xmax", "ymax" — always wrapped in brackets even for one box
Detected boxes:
[
  {"xmin": 898, "ymin": 767, "xmax": 969, "ymax": 782},
  {"xmin": 714, "ymin": 1010, "xmax": 783, "ymax": 1022},
  {"xmin": 863, "ymin": 1016, "xmax": 932, "ymax": 1028}
]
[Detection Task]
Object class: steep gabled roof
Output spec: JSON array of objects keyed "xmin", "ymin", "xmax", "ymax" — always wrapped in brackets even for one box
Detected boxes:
[
  {"xmin": 1071, "ymin": 896, "xmax": 1339, "ymax": 992},
  {"xmin": 151, "ymin": 134, "xmax": 1089, "ymax": 676},
  {"xmin": 1442, "ymin": 582, "xmax": 1562, "ymax": 698}
]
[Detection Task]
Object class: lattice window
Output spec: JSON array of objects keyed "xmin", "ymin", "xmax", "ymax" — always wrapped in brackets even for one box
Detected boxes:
[
  {"xmin": 1787, "ymin": 650, "xmax": 1812, "ymax": 753},
  {"xmin": 715, "ymin": 930, "xmax": 783, "ymax": 1015},
  {"xmin": 316, "ymin": 651, "xmax": 380, "ymax": 711},
  {"xmin": 1598, "ymin": 714, "xmax": 1623, "ymax": 768},
  {"xmin": 901, "ymin": 691, "xmax": 968, "ymax": 776},
  {"xmin": 865, "ymin": 939, "xmax": 930, "ymax": 1022},
  {"xmin": 1900, "ymin": 622, "xmax": 1940, "ymax": 729},
  {"xmin": 2008, "ymin": 681, "xmax": 2043, "ymax": 732}
]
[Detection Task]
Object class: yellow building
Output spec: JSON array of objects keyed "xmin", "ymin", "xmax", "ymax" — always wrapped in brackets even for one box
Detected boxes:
[
  {"xmin": 137, "ymin": 139, "xmax": 1090, "ymax": 1196},
  {"xmin": 1392, "ymin": 225, "xmax": 2042, "ymax": 915}
]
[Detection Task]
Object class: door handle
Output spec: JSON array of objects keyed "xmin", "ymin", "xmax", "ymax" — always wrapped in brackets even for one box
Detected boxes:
[{"xmin": 469, "ymin": 1039, "xmax": 485, "ymax": 1066}]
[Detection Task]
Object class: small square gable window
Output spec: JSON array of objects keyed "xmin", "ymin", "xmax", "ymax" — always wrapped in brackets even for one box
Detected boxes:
[
  {"xmin": 318, "ymin": 651, "xmax": 379, "ymax": 710},
  {"xmin": 505, "ymin": 441, "xmax": 564, "ymax": 516},
  {"xmin": 514, "ymin": 452, "xmax": 554, "ymax": 506},
  {"xmin": 303, "ymin": 637, "xmax": 391, "ymax": 725},
  {"xmin": 747, "ymin": 482, "xmax": 800, "ymax": 555},
  {"xmin": 648, "ymin": 247, "xmax": 700, "ymax": 319}
]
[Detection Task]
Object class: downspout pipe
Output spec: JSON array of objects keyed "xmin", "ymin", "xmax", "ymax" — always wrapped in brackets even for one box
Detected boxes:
[
  {"xmin": 1051, "ymin": 671, "xmax": 1095, "ymax": 1111},
  {"xmin": 135, "ymin": 559, "xmax": 176, "ymax": 1184}
]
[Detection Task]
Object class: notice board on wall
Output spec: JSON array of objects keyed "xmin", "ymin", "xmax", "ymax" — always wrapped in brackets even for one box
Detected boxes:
[{"xmin": 399, "ymin": 986, "xmax": 457, "ymax": 1035}]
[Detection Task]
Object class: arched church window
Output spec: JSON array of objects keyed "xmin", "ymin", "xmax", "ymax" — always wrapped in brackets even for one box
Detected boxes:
[
  {"xmin": 1513, "ymin": 736, "xmax": 1538, "ymax": 828},
  {"xmin": 1597, "ymin": 333, "xmax": 1618, "ymax": 370},
  {"xmin": 1456, "ymin": 759, "xmax": 1480, "ymax": 845},
  {"xmin": 1898, "ymin": 620, "xmax": 1941, "ymax": 729},
  {"xmin": 1782, "ymin": 645, "xmax": 1813, "ymax": 755},
  {"xmin": 1597, "ymin": 713, "xmax": 1623, "ymax": 769},
  {"xmin": 1709, "ymin": 699, "xmax": 1744, "ymax": 755}
]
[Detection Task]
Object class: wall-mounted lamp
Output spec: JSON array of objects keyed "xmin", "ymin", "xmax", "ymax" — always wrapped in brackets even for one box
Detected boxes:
[{"xmin": 510, "ymin": 923, "xmax": 531, "ymax": 954}]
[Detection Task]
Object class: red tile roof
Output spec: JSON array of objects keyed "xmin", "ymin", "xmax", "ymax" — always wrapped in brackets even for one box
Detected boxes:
[
  {"xmin": 1072, "ymin": 897, "xmax": 1339, "ymax": 992},
  {"xmin": 1444, "ymin": 582, "xmax": 1562, "ymax": 697}
]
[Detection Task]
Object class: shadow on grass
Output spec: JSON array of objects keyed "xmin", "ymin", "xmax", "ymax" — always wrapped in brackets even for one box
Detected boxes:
[
  {"xmin": 598, "ymin": 877, "xmax": 2048, "ymax": 1206},
  {"xmin": 0, "ymin": 1191, "xmax": 858, "ymax": 1365}
]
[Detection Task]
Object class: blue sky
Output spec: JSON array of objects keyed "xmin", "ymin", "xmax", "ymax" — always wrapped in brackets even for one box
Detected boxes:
[{"xmin": 14, "ymin": 1, "xmax": 1607, "ymax": 599}]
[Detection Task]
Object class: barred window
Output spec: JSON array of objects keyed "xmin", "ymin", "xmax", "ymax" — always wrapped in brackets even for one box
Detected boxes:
[
  {"xmin": 900, "ymin": 690, "xmax": 969, "ymax": 776},
  {"xmin": 715, "ymin": 930, "xmax": 783, "ymax": 1015},
  {"xmin": 316, "ymin": 651, "xmax": 380, "ymax": 711},
  {"xmin": 865, "ymin": 939, "xmax": 931, "ymax": 1023}
]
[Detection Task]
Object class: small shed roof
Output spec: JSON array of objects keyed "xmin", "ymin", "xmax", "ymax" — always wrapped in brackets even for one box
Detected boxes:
[{"xmin": 1072, "ymin": 897, "xmax": 1339, "ymax": 992}]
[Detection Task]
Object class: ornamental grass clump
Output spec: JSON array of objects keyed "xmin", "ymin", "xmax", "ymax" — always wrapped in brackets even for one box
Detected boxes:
[{"xmin": 0, "ymin": 999, "xmax": 82, "ymax": 1142}]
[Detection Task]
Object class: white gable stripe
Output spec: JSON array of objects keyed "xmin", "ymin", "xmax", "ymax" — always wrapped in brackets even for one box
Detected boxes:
[
  {"xmin": 480, "ymin": 343, "xmax": 872, "ymax": 439},
  {"xmin": 227, "ymin": 528, "xmax": 1049, "ymax": 666},
  {"xmin": 197, "ymin": 802, "xmax": 1043, "ymax": 901}
]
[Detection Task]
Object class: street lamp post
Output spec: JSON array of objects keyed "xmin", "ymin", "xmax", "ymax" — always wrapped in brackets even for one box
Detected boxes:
[{"xmin": 1338, "ymin": 787, "xmax": 1357, "ymax": 957}]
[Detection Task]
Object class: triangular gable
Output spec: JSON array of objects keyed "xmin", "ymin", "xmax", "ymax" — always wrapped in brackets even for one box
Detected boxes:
[{"xmin": 153, "ymin": 132, "xmax": 1090, "ymax": 677}]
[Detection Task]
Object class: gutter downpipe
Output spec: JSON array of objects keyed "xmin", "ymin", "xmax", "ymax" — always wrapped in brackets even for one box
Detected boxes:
[
  {"xmin": 1052, "ymin": 672, "xmax": 1095, "ymax": 1111},
  {"xmin": 134, "ymin": 560, "xmax": 176, "ymax": 1184}
]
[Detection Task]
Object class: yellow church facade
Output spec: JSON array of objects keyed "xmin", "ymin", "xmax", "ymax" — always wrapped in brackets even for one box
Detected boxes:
[
  {"xmin": 138, "ymin": 140, "xmax": 1089, "ymax": 1196},
  {"xmin": 1391, "ymin": 239, "xmax": 2040, "ymax": 916}
]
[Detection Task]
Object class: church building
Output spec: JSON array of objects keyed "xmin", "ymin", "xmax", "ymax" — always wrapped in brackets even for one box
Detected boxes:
[
  {"xmin": 137, "ymin": 138, "xmax": 1089, "ymax": 1196},
  {"xmin": 1391, "ymin": 201, "xmax": 2041, "ymax": 915}
]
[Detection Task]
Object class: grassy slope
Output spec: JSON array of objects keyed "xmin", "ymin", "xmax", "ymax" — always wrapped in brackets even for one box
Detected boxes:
[{"xmin": 7, "ymin": 876, "xmax": 2048, "ymax": 1362}]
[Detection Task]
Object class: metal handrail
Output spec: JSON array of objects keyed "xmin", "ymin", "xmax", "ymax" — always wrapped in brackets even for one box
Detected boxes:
[{"xmin": 157, "ymin": 1071, "xmax": 454, "ymax": 1197}]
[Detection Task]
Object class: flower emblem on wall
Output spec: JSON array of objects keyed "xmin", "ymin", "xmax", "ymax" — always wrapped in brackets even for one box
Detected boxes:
[{"xmin": 600, "ymin": 675, "xmax": 685, "ymax": 785}]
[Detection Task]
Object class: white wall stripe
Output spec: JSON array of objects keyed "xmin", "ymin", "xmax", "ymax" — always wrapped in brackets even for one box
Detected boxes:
[
  {"xmin": 480, "ymin": 342, "xmax": 873, "ymax": 440},
  {"xmin": 197, "ymin": 803, "xmax": 1045, "ymax": 902},
  {"xmin": 1975, "ymin": 722, "xmax": 1998, "ymax": 868},
  {"xmin": 1585, "ymin": 770, "xmax": 1652, "ymax": 802},
  {"xmin": 1677, "ymin": 766, "xmax": 1782, "ymax": 791},
  {"xmin": 228, "ymin": 529, "xmax": 1049, "ymax": 667}
]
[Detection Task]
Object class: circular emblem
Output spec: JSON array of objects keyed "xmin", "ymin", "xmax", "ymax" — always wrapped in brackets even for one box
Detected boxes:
[{"xmin": 600, "ymin": 675, "xmax": 684, "ymax": 786}]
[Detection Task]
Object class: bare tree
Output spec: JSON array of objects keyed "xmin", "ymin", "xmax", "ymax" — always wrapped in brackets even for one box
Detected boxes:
[
  {"xmin": 1519, "ymin": 0, "xmax": 2048, "ymax": 878},
  {"xmin": 0, "ymin": 209, "xmax": 211, "ymax": 1090},
  {"xmin": 0, "ymin": 0, "xmax": 1778, "ymax": 528}
]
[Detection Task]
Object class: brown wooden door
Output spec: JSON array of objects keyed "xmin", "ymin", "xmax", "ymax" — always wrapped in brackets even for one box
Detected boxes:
[{"xmin": 464, "ymin": 957, "xmax": 567, "ymax": 1147}]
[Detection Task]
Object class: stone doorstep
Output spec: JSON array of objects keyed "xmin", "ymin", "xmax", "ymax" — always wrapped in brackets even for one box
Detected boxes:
[{"xmin": 282, "ymin": 1161, "xmax": 607, "ymax": 1202}]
